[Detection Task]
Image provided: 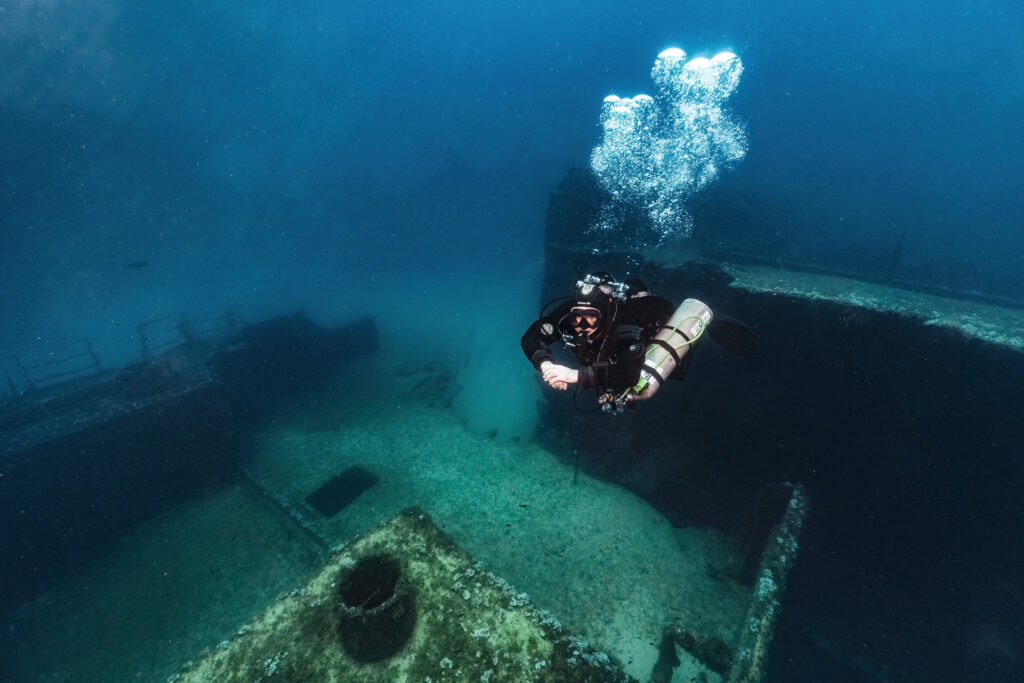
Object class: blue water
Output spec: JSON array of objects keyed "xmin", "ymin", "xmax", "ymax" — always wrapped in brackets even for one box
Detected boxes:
[
  {"xmin": 4, "ymin": 0, "xmax": 1021, "ymax": 370},
  {"xmin": 2, "ymin": 0, "xmax": 1023, "ymax": 679}
]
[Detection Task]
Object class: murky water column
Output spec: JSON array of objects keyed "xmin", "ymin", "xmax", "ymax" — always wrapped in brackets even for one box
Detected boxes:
[{"xmin": 589, "ymin": 47, "xmax": 748, "ymax": 247}]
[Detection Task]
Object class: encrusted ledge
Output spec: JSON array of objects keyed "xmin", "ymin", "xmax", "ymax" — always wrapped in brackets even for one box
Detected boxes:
[{"xmin": 173, "ymin": 508, "xmax": 632, "ymax": 683}]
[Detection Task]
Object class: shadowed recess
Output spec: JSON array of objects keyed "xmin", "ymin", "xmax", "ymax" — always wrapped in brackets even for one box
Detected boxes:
[
  {"xmin": 336, "ymin": 554, "xmax": 417, "ymax": 663},
  {"xmin": 305, "ymin": 466, "xmax": 379, "ymax": 518}
]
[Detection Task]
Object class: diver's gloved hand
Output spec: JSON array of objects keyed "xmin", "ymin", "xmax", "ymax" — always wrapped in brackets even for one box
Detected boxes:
[{"xmin": 540, "ymin": 361, "xmax": 578, "ymax": 391}]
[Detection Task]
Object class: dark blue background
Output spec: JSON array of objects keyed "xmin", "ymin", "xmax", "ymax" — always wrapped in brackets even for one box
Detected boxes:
[{"xmin": 3, "ymin": 0, "xmax": 1021, "ymax": 368}]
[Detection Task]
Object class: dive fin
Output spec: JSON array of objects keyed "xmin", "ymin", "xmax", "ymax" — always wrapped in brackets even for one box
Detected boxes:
[{"xmin": 708, "ymin": 313, "xmax": 758, "ymax": 356}]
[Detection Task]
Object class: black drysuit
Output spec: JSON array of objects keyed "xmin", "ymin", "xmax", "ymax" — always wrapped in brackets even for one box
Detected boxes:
[{"xmin": 521, "ymin": 295, "xmax": 677, "ymax": 392}]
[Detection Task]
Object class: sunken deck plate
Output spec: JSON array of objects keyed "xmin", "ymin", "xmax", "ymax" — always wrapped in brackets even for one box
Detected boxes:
[{"xmin": 304, "ymin": 465, "xmax": 379, "ymax": 518}]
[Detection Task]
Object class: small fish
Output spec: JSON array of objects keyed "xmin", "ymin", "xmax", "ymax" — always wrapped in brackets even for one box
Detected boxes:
[
  {"xmin": 411, "ymin": 376, "xmax": 432, "ymax": 392},
  {"xmin": 122, "ymin": 260, "xmax": 150, "ymax": 269}
]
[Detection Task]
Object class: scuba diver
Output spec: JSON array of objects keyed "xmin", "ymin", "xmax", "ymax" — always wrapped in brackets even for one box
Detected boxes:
[{"xmin": 521, "ymin": 272, "xmax": 754, "ymax": 414}]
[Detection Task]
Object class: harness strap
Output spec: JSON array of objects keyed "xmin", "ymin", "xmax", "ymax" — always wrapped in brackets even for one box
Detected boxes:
[
  {"xmin": 658, "ymin": 323, "xmax": 694, "ymax": 338},
  {"xmin": 650, "ymin": 337, "xmax": 682, "ymax": 365},
  {"xmin": 642, "ymin": 362, "xmax": 667, "ymax": 387}
]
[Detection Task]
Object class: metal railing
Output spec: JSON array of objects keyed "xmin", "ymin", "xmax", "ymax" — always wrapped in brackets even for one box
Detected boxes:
[
  {"xmin": 8, "ymin": 341, "xmax": 103, "ymax": 394},
  {"xmin": 4, "ymin": 311, "xmax": 244, "ymax": 399}
]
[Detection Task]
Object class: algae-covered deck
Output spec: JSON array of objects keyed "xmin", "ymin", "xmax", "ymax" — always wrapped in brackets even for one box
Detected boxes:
[
  {"xmin": 1, "ymin": 336, "xmax": 806, "ymax": 683},
  {"xmin": 223, "ymin": 352, "xmax": 807, "ymax": 682},
  {"xmin": 718, "ymin": 260, "xmax": 1024, "ymax": 353}
]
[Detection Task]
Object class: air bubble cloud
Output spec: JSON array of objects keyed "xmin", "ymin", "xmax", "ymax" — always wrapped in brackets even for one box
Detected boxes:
[{"xmin": 589, "ymin": 47, "xmax": 748, "ymax": 245}]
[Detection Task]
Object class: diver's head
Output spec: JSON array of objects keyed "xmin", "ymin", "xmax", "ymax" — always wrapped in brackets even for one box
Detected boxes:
[
  {"xmin": 579, "ymin": 271, "xmax": 616, "ymax": 295},
  {"xmin": 569, "ymin": 306, "xmax": 603, "ymax": 337},
  {"xmin": 570, "ymin": 279, "xmax": 615, "ymax": 340}
]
